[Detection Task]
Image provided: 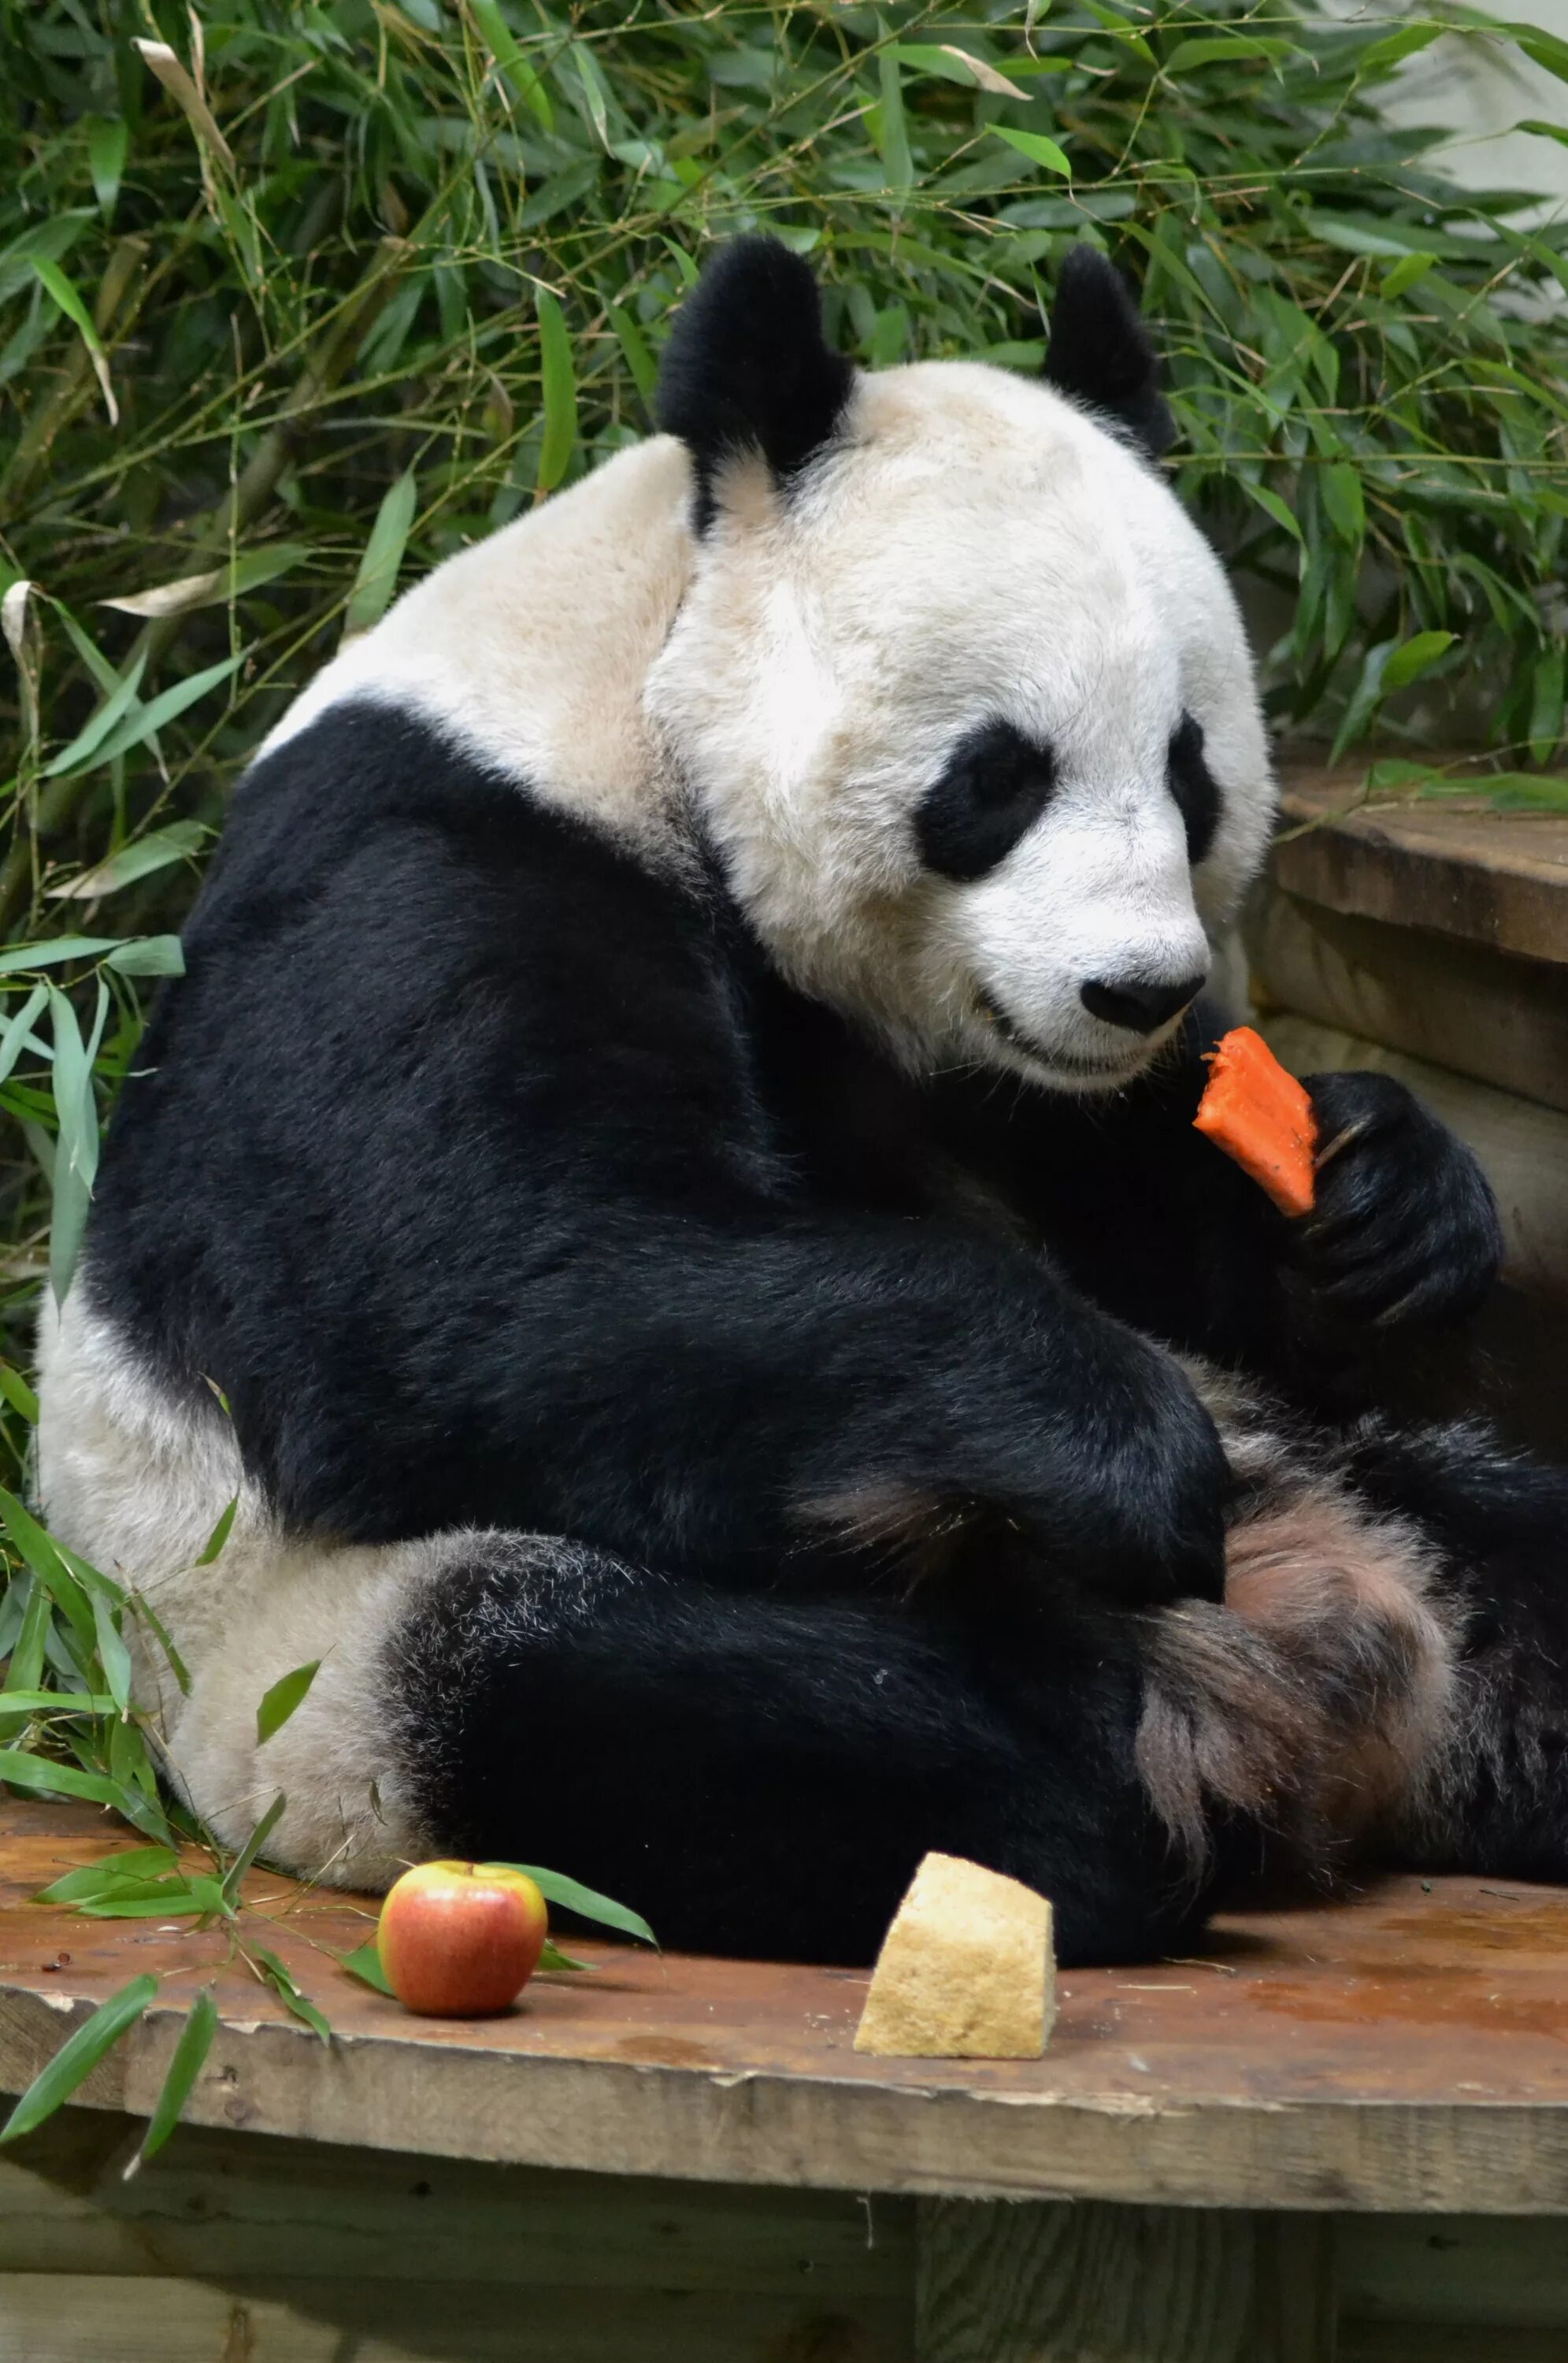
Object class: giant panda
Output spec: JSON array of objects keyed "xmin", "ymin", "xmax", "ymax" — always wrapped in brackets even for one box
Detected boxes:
[{"xmin": 34, "ymin": 236, "xmax": 1568, "ymax": 1966}]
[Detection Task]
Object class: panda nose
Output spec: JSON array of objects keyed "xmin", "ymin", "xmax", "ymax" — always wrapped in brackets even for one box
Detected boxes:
[{"xmin": 1080, "ymin": 973, "xmax": 1207, "ymax": 1035}]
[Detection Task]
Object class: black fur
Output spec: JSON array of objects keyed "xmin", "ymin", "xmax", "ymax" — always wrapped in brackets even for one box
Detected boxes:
[
  {"xmin": 1167, "ymin": 711, "xmax": 1221, "ymax": 866},
  {"xmin": 1043, "ymin": 244, "xmax": 1176, "ymax": 460},
  {"xmin": 1337, "ymin": 1421, "xmax": 1568, "ymax": 1883},
  {"xmin": 81, "ymin": 693, "xmax": 1528, "ymax": 1963},
  {"xmin": 919, "ymin": 1003, "xmax": 1502, "ymax": 1410},
  {"xmin": 387, "ymin": 1538, "xmax": 1201, "ymax": 1965},
  {"xmin": 88, "ymin": 702, "xmax": 1232, "ymax": 1615},
  {"xmin": 654, "ymin": 236, "xmax": 854, "ymax": 529},
  {"xmin": 915, "ymin": 718, "xmax": 1058, "ymax": 882}
]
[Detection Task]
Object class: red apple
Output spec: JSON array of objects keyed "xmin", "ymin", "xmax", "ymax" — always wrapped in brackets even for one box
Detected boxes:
[{"xmin": 377, "ymin": 1860, "xmax": 547, "ymax": 2017}]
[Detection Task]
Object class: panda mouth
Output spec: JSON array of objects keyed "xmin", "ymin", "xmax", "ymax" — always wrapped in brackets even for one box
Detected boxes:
[{"xmin": 973, "ymin": 992, "xmax": 1150, "ymax": 1084}]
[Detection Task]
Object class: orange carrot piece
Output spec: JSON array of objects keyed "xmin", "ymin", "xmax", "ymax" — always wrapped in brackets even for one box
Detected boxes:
[{"xmin": 1192, "ymin": 1026, "xmax": 1318, "ymax": 1219}]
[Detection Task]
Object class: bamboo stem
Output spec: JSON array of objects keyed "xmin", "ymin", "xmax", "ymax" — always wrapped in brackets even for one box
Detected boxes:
[{"xmin": 0, "ymin": 238, "xmax": 409, "ymax": 937}]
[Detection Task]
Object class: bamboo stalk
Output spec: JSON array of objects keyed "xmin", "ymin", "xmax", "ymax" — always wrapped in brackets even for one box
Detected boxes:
[{"xmin": 0, "ymin": 238, "xmax": 409, "ymax": 937}]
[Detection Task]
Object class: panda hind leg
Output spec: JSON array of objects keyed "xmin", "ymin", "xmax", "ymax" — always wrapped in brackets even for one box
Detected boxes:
[
  {"xmin": 1145, "ymin": 1382, "xmax": 1568, "ymax": 1892},
  {"xmin": 379, "ymin": 1534, "xmax": 1211, "ymax": 1968},
  {"xmin": 1333, "ymin": 1421, "xmax": 1568, "ymax": 1883}
]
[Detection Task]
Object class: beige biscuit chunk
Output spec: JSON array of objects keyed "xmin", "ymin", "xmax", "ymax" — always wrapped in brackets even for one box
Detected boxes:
[{"xmin": 853, "ymin": 1851, "xmax": 1055, "ymax": 2059}]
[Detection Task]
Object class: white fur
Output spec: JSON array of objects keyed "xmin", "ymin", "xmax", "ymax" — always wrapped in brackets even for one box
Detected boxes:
[
  {"xmin": 263, "ymin": 434, "xmax": 695, "ymax": 859},
  {"xmin": 35, "ymin": 1292, "xmax": 436, "ymax": 1885},
  {"xmin": 646, "ymin": 362, "xmax": 1273, "ymax": 1089}
]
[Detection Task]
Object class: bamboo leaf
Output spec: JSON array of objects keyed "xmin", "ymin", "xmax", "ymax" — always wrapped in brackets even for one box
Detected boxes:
[
  {"xmin": 105, "ymin": 937, "xmax": 185, "ymax": 978},
  {"xmin": 0, "ymin": 1362, "xmax": 39, "ymax": 1424},
  {"xmin": 469, "ymin": 0, "xmax": 553, "ymax": 127},
  {"xmin": 1320, "ymin": 463, "xmax": 1366, "ymax": 545},
  {"xmin": 31, "ymin": 257, "xmax": 117, "ymax": 425},
  {"xmin": 0, "ymin": 1489, "xmax": 95, "ymax": 1649},
  {"xmin": 256, "ymin": 1660, "xmax": 320, "ymax": 1745},
  {"xmin": 220, "ymin": 1793, "xmax": 286, "ymax": 1907},
  {"xmin": 126, "ymin": 1986, "xmax": 217, "ymax": 2173},
  {"xmin": 0, "ymin": 1690, "xmax": 116, "ymax": 1719},
  {"xmin": 1381, "ymin": 251, "xmax": 1437, "ymax": 300},
  {"xmin": 339, "ymin": 1938, "xmax": 394, "ymax": 1996},
  {"xmin": 538, "ymin": 1937, "xmax": 593, "ymax": 1973},
  {"xmin": 197, "ymin": 1495, "xmax": 239, "ymax": 1565},
  {"xmin": 0, "ymin": 1974, "xmax": 158, "ymax": 2144},
  {"xmin": 342, "ymin": 471, "xmax": 417, "ymax": 643},
  {"xmin": 252, "ymin": 1946, "xmax": 332, "ymax": 2042},
  {"xmin": 535, "ymin": 287, "xmax": 576, "ymax": 493},
  {"xmin": 86, "ymin": 118, "xmax": 129, "ymax": 222},
  {"xmin": 1381, "ymin": 630, "xmax": 1457, "ymax": 692},
  {"xmin": 1165, "ymin": 35, "xmax": 1296, "ymax": 71},
  {"xmin": 0, "ymin": 938, "xmax": 124, "ymax": 979},
  {"xmin": 565, "ymin": 42, "xmax": 613, "ymax": 151},
  {"xmin": 128, "ymin": 1592, "xmax": 191, "ymax": 1698},
  {"xmin": 877, "ymin": 35, "xmax": 914, "ymax": 195},
  {"xmin": 99, "ymin": 545, "xmax": 310, "ymax": 620},
  {"xmin": 893, "ymin": 45, "xmax": 1025, "ymax": 98},
  {"xmin": 606, "ymin": 300, "xmax": 656, "ymax": 410},
  {"xmin": 35, "ymin": 1849, "xmax": 181, "ymax": 1904},
  {"xmin": 132, "ymin": 39, "xmax": 235, "ymax": 171},
  {"xmin": 1529, "ymin": 641, "xmax": 1566, "ymax": 763},
  {"xmin": 49, "ymin": 824, "xmax": 207, "ymax": 902},
  {"xmin": 42, "ymin": 656, "xmax": 148, "ymax": 778},
  {"xmin": 1247, "ymin": 483, "xmax": 1304, "ymax": 544},
  {"xmin": 0, "ymin": 989, "xmax": 47, "ymax": 1089},
  {"xmin": 481, "ymin": 1863, "xmax": 657, "ymax": 1948},
  {"xmin": 989, "ymin": 124, "xmax": 1072, "ymax": 180},
  {"xmin": 0, "ymin": 1588, "xmax": 51, "ymax": 1734},
  {"xmin": 0, "ymin": 1749, "xmax": 126, "ymax": 1807}
]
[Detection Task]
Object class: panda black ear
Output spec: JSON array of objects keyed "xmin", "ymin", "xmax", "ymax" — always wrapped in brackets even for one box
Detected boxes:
[
  {"xmin": 655, "ymin": 236, "xmax": 855, "ymax": 526},
  {"xmin": 1043, "ymin": 245, "xmax": 1175, "ymax": 461}
]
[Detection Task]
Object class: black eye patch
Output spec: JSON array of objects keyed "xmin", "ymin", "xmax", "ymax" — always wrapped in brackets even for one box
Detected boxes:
[
  {"xmin": 1168, "ymin": 711, "xmax": 1221, "ymax": 865},
  {"xmin": 915, "ymin": 720, "xmax": 1058, "ymax": 883}
]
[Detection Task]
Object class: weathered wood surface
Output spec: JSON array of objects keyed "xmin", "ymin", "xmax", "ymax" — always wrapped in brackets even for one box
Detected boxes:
[
  {"xmin": 7, "ymin": 2110, "xmax": 1566, "ymax": 2363},
  {"xmin": 1271, "ymin": 765, "xmax": 1568, "ymax": 966},
  {"xmin": 0, "ymin": 2107, "xmax": 914, "ymax": 2361},
  {"xmin": 1247, "ymin": 888, "xmax": 1568, "ymax": 1118},
  {"xmin": 5, "ymin": 1802, "xmax": 1568, "ymax": 2212},
  {"xmin": 916, "ymin": 2200, "xmax": 1335, "ymax": 2362}
]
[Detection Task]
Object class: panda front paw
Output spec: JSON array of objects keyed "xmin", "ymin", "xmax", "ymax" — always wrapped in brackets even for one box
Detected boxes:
[
  {"xmin": 1070, "ymin": 1331, "xmax": 1231, "ymax": 1608},
  {"xmin": 1296, "ymin": 1071, "xmax": 1503, "ymax": 1329}
]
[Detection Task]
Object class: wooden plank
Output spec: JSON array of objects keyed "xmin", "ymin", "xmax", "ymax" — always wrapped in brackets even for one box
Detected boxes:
[
  {"xmin": 7, "ymin": 1802, "xmax": 1568, "ymax": 2213},
  {"xmin": 1340, "ymin": 2329, "xmax": 1568, "ymax": 2363},
  {"xmin": 1273, "ymin": 766, "xmax": 1568, "ymax": 965},
  {"xmin": 1336, "ymin": 2213, "xmax": 1568, "ymax": 2330},
  {"xmin": 914, "ymin": 2202, "xmax": 1334, "ymax": 2363},
  {"xmin": 0, "ymin": 2270, "xmax": 913, "ymax": 2363},
  {"xmin": 0, "ymin": 2109, "xmax": 914, "ymax": 2297},
  {"xmin": 1255, "ymin": 1015, "xmax": 1568, "ymax": 1303},
  {"xmin": 1247, "ymin": 886, "xmax": 1568, "ymax": 1118}
]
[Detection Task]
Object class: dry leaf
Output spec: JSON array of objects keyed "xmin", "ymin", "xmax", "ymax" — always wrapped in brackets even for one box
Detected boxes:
[
  {"xmin": 936, "ymin": 45, "xmax": 1021, "ymax": 96},
  {"xmin": 133, "ymin": 38, "xmax": 235, "ymax": 171},
  {"xmin": 99, "ymin": 569, "xmax": 228, "ymax": 620},
  {"xmin": 2, "ymin": 580, "xmax": 41, "ymax": 753}
]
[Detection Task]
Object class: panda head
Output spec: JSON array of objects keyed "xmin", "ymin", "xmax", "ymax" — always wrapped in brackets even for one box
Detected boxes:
[{"xmin": 644, "ymin": 236, "xmax": 1273, "ymax": 1094}]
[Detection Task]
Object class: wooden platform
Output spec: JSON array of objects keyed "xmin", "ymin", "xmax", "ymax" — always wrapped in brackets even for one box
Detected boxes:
[
  {"xmin": 2, "ymin": 1800, "xmax": 1568, "ymax": 2216},
  {"xmin": 5, "ymin": 1802, "xmax": 1568, "ymax": 2357}
]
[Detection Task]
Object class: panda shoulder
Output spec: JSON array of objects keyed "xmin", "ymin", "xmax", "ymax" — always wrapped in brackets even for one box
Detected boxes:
[{"xmin": 252, "ymin": 434, "xmax": 696, "ymax": 854}]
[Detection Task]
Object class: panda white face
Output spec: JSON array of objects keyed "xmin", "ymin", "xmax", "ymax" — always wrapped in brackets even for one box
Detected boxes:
[{"xmin": 647, "ymin": 243, "xmax": 1274, "ymax": 1095}]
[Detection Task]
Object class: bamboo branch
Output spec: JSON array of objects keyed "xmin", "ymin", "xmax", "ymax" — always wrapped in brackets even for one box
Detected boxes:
[{"xmin": 1, "ymin": 238, "xmax": 409, "ymax": 937}]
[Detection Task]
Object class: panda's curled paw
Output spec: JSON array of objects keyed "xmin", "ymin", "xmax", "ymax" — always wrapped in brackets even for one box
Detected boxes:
[
  {"xmin": 1069, "ymin": 1333, "xmax": 1231, "ymax": 1609},
  {"xmin": 1296, "ymin": 1071, "xmax": 1503, "ymax": 1330}
]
